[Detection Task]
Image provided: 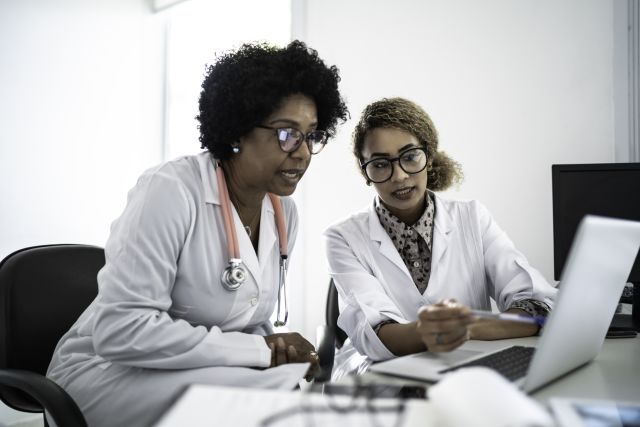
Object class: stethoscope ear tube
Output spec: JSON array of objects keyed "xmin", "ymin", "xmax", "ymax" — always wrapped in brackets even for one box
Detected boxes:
[{"xmin": 273, "ymin": 256, "xmax": 289, "ymax": 327}]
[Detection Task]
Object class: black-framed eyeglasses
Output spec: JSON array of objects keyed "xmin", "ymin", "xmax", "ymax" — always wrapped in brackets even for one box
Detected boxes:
[
  {"xmin": 257, "ymin": 125, "xmax": 328, "ymax": 154},
  {"xmin": 360, "ymin": 147, "xmax": 428, "ymax": 183},
  {"xmin": 259, "ymin": 376, "xmax": 407, "ymax": 427}
]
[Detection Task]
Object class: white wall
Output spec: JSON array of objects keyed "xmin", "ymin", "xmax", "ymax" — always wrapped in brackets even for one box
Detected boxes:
[
  {"xmin": 293, "ymin": 0, "xmax": 616, "ymax": 341},
  {"xmin": 0, "ymin": 0, "xmax": 165, "ymax": 260},
  {"xmin": 0, "ymin": 0, "xmax": 164, "ymax": 423}
]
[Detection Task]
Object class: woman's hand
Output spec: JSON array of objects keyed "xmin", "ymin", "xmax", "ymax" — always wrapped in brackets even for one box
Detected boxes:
[
  {"xmin": 416, "ymin": 299, "xmax": 474, "ymax": 352},
  {"xmin": 264, "ymin": 332, "xmax": 320, "ymax": 381}
]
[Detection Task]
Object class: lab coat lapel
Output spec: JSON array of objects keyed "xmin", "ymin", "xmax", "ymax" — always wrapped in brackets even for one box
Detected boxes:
[
  {"xmin": 367, "ymin": 206, "xmax": 413, "ymax": 281},
  {"xmin": 431, "ymin": 194, "xmax": 454, "ymax": 269},
  {"xmin": 234, "ymin": 207, "xmax": 261, "ymax": 285},
  {"xmin": 257, "ymin": 198, "xmax": 277, "ymax": 274},
  {"xmin": 199, "ymin": 152, "xmax": 220, "ymax": 205}
]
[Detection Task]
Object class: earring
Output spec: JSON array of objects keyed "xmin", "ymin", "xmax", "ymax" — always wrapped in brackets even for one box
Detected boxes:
[{"xmin": 231, "ymin": 143, "xmax": 240, "ymax": 154}]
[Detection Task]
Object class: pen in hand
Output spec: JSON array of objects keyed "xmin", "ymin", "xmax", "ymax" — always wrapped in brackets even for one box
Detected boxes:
[{"xmin": 470, "ymin": 309, "xmax": 546, "ymax": 327}]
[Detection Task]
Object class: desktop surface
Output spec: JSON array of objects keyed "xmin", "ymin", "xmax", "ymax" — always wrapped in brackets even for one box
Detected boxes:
[
  {"xmin": 151, "ymin": 336, "xmax": 639, "ymax": 426},
  {"xmin": 359, "ymin": 336, "xmax": 640, "ymax": 404}
]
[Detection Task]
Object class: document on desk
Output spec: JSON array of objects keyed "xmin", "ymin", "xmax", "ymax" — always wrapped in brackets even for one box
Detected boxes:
[
  {"xmin": 154, "ymin": 384, "xmax": 433, "ymax": 427},
  {"xmin": 369, "ymin": 347, "xmax": 487, "ymax": 382}
]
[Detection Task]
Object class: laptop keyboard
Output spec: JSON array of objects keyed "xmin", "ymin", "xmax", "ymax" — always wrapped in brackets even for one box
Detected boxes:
[{"xmin": 438, "ymin": 345, "xmax": 536, "ymax": 381}]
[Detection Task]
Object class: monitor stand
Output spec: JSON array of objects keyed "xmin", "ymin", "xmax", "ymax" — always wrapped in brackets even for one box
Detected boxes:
[{"xmin": 609, "ymin": 282, "xmax": 640, "ymax": 332}]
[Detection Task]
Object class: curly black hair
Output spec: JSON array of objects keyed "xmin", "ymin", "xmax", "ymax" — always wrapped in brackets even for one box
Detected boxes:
[
  {"xmin": 352, "ymin": 97, "xmax": 463, "ymax": 191},
  {"xmin": 197, "ymin": 40, "xmax": 349, "ymax": 160}
]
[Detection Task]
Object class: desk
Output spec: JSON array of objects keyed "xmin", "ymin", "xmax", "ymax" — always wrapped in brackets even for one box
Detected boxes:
[
  {"xmin": 153, "ymin": 337, "xmax": 639, "ymax": 426},
  {"xmin": 358, "ymin": 335, "xmax": 640, "ymax": 404}
]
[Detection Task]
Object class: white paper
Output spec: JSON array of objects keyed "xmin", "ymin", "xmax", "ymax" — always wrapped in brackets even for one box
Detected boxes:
[
  {"xmin": 154, "ymin": 378, "xmax": 432, "ymax": 427},
  {"xmin": 428, "ymin": 367, "xmax": 554, "ymax": 427}
]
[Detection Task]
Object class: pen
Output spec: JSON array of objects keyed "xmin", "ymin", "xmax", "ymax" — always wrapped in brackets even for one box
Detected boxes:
[{"xmin": 470, "ymin": 309, "xmax": 546, "ymax": 327}]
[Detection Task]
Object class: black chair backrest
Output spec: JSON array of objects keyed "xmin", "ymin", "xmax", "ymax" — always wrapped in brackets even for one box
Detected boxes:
[
  {"xmin": 326, "ymin": 278, "xmax": 348, "ymax": 349},
  {"xmin": 0, "ymin": 244, "xmax": 104, "ymax": 411}
]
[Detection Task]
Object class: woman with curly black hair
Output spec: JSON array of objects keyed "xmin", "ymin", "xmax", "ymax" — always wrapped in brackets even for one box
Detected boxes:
[
  {"xmin": 325, "ymin": 97, "xmax": 555, "ymax": 376},
  {"xmin": 47, "ymin": 41, "xmax": 348, "ymax": 427}
]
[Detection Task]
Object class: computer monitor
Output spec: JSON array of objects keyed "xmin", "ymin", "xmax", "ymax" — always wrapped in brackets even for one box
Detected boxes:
[{"xmin": 552, "ymin": 163, "xmax": 640, "ymax": 331}]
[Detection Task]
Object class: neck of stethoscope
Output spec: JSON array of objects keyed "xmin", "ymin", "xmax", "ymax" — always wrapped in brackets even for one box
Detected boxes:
[{"xmin": 215, "ymin": 160, "xmax": 289, "ymax": 327}]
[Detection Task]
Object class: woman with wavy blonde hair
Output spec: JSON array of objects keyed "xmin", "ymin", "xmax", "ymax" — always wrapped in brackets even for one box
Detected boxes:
[{"xmin": 324, "ymin": 97, "xmax": 556, "ymax": 375}]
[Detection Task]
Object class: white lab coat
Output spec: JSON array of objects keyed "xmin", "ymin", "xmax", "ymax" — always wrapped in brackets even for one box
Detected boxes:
[
  {"xmin": 324, "ymin": 193, "xmax": 557, "ymax": 363},
  {"xmin": 47, "ymin": 152, "xmax": 303, "ymax": 427}
]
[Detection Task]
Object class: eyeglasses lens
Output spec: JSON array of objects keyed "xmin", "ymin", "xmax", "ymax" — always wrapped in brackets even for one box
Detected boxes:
[
  {"xmin": 307, "ymin": 131, "xmax": 327, "ymax": 154},
  {"xmin": 277, "ymin": 129, "xmax": 302, "ymax": 152},
  {"xmin": 400, "ymin": 149, "xmax": 426, "ymax": 172},
  {"xmin": 276, "ymin": 128, "xmax": 327, "ymax": 154}
]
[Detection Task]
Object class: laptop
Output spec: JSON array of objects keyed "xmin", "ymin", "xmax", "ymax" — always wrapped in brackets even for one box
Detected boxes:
[{"xmin": 369, "ymin": 215, "xmax": 640, "ymax": 392}]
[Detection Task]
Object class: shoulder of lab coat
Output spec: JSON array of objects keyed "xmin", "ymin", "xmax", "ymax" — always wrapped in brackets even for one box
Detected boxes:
[
  {"xmin": 323, "ymin": 202, "xmax": 402, "ymax": 361},
  {"xmin": 90, "ymin": 153, "xmax": 291, "ymax": 370},
  {"xmin": 323, "ymin": 193, "xmax": 556, "ymax": 361},
  {"xmin": 465, "ymin": 196, "xmax": 557, "ymax": 311}
]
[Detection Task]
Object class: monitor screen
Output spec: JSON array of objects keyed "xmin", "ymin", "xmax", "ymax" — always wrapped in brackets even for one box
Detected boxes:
[{"xmin": 552, "ymin": 163, "xmax": 640, "ymax": 283}]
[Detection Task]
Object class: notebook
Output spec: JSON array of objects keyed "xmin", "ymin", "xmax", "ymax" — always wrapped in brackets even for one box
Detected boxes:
[{"xmin": 369, "ymin": 215, "xmax": 640, "ymax": 392}]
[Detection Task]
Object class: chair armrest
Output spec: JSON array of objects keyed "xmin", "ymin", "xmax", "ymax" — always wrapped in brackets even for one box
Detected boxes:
[
  {"xmin": 0, "ymin": 369, "xmax": 87, "ymax": 427},
  {"xmin": 314, "ymin": 325, "xmax": 335, "ymax": 383}
]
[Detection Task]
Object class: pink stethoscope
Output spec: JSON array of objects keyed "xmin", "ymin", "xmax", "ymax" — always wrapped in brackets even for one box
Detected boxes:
[{"xmin": 215, "ymin": 160, "xmax": 289, "ymax": 327}]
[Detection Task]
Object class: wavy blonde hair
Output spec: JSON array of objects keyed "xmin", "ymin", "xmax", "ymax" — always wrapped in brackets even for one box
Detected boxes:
[{"xmin": 352, "ymin": 97, "xmax": 463, "ymax": 191}]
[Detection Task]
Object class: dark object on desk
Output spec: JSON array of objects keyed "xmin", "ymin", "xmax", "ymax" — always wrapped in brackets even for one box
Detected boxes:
[
  {"xmin": 605, "ymin": 327, "xmax": 638, "ymax": 338},
  {"xmin": 552, "ymin": 162, "xmax": 640, "ymax": 331},
  {"xmin": 0, "ymin": 244, "xmax": 104, "ymax": 427},
  {"xmin": 315, "ymin": 278, "xmax": 348, "ymax": 382},
  {"xmin": 317, "ymin": 383, "xmax": 427, "ymax": 400}
]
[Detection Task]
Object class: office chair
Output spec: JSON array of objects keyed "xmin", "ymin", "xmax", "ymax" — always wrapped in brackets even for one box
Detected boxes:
[
  {"xmin": 0, "ymin": 244, "xmax": 104, "ymax": 427},
  {"xmin": 315, "ymin": 278, "xmax": 348, "ymax": 382}
]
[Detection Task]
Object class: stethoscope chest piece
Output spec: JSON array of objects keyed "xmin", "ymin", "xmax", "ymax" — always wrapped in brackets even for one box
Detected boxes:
[{"xmin": 221, "ymin": 259, "xmax": 247, "ymax": 291}]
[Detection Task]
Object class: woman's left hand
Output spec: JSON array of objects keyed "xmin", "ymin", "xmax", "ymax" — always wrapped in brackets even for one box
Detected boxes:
[
  {"xmin": 416, "ymin": 299, "xmax": 474, "ymax": 352},
  {"xmin": 264, "ymin": 332, "xmax": 320, "ymax": 381}
]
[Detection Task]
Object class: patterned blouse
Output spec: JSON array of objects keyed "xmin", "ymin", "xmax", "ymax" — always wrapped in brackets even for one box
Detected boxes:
[
  {"xmin": 375, "ymin": 193, "xmax": 435, "ymax": 294},
  {"xmin": 373, "ymin": 192, "xmax": 550, "ymax": 333}
]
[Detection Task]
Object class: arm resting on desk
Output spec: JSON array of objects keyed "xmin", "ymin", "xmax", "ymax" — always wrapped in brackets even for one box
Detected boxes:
[
  {"xmin": 377, "ymin": 321, "xmax": 426, "ymax": 356},
  {"xmin": 469, "ymin": 308, "xmax": 539, "ymax": 340}
]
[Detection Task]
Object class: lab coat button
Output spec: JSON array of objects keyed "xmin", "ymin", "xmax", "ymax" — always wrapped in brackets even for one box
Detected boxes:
[{"xmin": 250, "ymin": 297, "xmax": 258, "ymax": 306}]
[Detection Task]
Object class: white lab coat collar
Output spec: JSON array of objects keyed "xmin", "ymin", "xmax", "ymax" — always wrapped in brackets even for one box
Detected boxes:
[
  {"xmin": 196, "ymin": 152, "xmax": 277, "ymax": 281},
  {"xmin": 367, "ymin": 191, "xmax": 456, "ymax": 282},
  {"xmin": 367, "ymin": 200, "xmax": 411, "ymax": 281},
  {"xmin": 197, "ymin": 152, "xmax": 221, "ymax": 205},
  {"xmin": 431, "ymin": 191, "xmax": 455, "ymax": 267}
]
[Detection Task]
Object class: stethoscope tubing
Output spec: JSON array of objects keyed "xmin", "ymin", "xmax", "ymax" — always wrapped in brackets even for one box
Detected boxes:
[
  {"xmin": 216, "ymin": 162, "xmax": 241, "ymax": 259},
  {"xmin": 215, "ymin": 159, "xmax": 289, "ymax": 325}
]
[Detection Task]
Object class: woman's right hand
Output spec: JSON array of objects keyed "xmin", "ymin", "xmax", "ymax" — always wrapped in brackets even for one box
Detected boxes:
[
  {"xmin": 263, "ymin": 332, "xmax": 319, "ymax": 380},
  {"xmin": 416, "ymin": 299, "xmax": 474, "ymax": 352}
]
